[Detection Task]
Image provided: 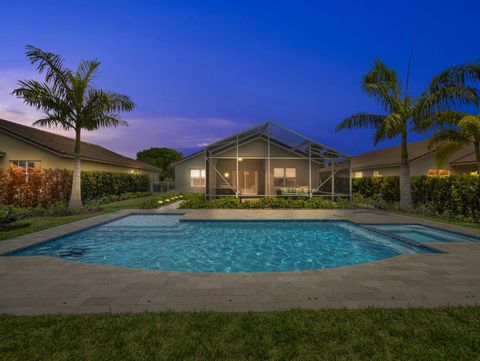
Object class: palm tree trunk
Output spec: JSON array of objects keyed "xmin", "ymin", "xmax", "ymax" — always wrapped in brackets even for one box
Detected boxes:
[
  {"xmin": 68, "ymin": 129, "xmax": 82, "ymax": 208},
  {"xmin": 474, "ymin": 140, "xmax": 480, "ymax": 173},
  {"xmin": 399, "ymin": 131, "xmax": 413, "ymax": 210}
]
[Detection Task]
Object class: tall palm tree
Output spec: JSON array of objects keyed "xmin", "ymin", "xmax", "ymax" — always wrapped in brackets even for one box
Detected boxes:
[
  {"xmin": 336, "ymin": 60, "xmax": 480, "ymax": 210},
  {"xmin": 13, "ymin": 45, "xmax": 135, "ymax": 208},
  {"xmin": 427, "ymin": 111, "xmax": 480, "ymax": 173}
]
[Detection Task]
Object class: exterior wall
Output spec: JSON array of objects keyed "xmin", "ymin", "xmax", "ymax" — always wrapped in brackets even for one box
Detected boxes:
[
  {"xmin": 269, "ymin": 158, "xmax": 319, "ymax": 195},
  {"xmin": 174, "ymin": 152, "xmax": 206, "ymax": 193},
  {"xmin": 174, "ymin": 137, "xmax": 322, "ymax": 196},
  {"xmin": 0, "ymin": 132, "xmax": 159, "ymax": 186},
  {"xmin": 215, "ymin": 137, "xmax": 321, "ymax": 195},
  {"xmin": 214, "ymin": 158, "xmax": 266, "ymax": 195},
  {"xmin": 353, "ymin": 147, "xmax": 475, "ymax": 177},
  {"xmin": 451, "ymin": 164, "xmax": 478, "ymax": 174}
]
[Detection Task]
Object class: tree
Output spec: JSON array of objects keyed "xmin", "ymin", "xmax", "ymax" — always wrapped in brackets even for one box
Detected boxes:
[
  {"xmin": 427, "ymin": 111, "xmax": 480, "ymax": 173},
  {"xmin": 336, "ymin": 60, "xmax": 480, "ymax": 210},
  {"xmin": 136, "ymin": 147, "xmax": 183, "ymax": 180},
  {"xmin": 13, "ymin": 45, "xmax": 134, "ymax": 208}
]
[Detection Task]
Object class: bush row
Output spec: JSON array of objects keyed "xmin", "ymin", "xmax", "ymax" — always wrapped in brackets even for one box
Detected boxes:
[
  {"xmin": 0, "ymin": 191, "xmax": 152, "ymax": 225},
  {"xmin": 179, "ymin": 194, "xmax": 364, "ymax": 209},
  {"xmin": 81, "ymin": 171, "xmax": 150, "ymax": 200},
  {"xmin": 353, "ymin": 175, "xmax": 480, "ymax": 222},
  {"xmin": 0, "ymin": 166, "xmax": 151, "ymax": 207}
]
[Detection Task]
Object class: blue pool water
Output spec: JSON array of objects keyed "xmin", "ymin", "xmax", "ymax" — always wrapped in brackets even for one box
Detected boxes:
[
  {"xmin": 9, "ymin": 215, "xmax": 431, "ymax": 272},
  {"xmin": 369, "ymin": 224, "xmax": 479, "ymax": 243}
]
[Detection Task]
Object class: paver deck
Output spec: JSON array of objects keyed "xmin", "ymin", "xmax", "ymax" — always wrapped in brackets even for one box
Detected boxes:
[{"xmin": 0, "ymin": 203, "xmax": 479, "ymax": 314}]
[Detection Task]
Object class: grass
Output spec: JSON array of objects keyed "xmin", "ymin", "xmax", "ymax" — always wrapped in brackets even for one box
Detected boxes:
[
  {"xmin": 0, "ymin": 194, "xmax": 164, "ymax": 241},
  {"xmin": 1, "ymin": 307, "xmax": 479, "ymax": 360},
  {"xmin": 397, "ymin": 211, "xmax": 480, "ymax": 230}
]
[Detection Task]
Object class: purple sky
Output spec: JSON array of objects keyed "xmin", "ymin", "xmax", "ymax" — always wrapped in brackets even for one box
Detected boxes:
[{"xmin": 0, "ymin": 1, "xmax": 478, "ymax": 159}]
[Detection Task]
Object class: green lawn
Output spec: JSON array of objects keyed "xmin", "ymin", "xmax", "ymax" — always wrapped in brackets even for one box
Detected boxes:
[
  {"xmin": 1, "ymin": 307, "xmax": 479, "ymax": 360},
  {"xmin": 0, "ymin": 194, "xmax": 164, "ymax": 241}
]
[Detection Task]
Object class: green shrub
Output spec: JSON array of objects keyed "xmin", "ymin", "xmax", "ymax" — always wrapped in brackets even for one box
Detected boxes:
[
  {"xmin": 141, "ymin": 194, "xmax": 184, "ymax": 209},
  {"xmin": 179, "ymin": 194, "xmax": 361, "ymax": 209},
  {"xmin": 0, "ymin": 166, "xmax": 151, "ymax": 207},
  {"xmin": 81, "ymin": 172, "xmax": 150, "ymax": 201},
  {"xmin": 84, "ymin": 191, "xmax": 151, "ymax": 207},
  {"xmin": 4, "ymin": 203, "xmax": 100, "ymax": 220},
  {"xmin": 0, "ymin": 205, "xmax": 17, "ymax": 226},
  {"xmin": 353, "ymin": 175, "xmax": 480, "ymax": 222}
]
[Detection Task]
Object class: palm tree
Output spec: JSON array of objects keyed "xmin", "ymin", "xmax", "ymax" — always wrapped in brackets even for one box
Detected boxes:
[
  {"xmin": 427, "ymin": 111, "xmax": 480, "ymax": 173},
  {"xmin": 13, "ymin": 45, "xmax": 135, "ymax": 208},
  {"xmin": 336, "ymin": 60, "xmax": 480, "ymax": 210}
]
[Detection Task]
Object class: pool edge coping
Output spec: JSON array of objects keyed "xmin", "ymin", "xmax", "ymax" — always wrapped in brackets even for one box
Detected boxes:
[{"xmin": 1, "ymin": 208, "xmax": 477, "ymax": 257}]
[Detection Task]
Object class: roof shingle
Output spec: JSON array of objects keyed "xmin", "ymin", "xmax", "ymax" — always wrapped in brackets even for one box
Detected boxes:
[
  {"xmin": 0, "ymin": 118, "xmax": 159, "ymax": 172},
  {"xmin": 352, "ymin": 140, "xmax": 476, "ymax": 169}
]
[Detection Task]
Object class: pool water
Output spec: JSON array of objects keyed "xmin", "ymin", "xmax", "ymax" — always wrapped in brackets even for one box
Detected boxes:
[
  {"xmin": 8, "ymin": 215, "xmax": 432, "ymax": 272},
  {"xmin": 369, "ymin": 224, "xmax": 479, "ymax": 243}
]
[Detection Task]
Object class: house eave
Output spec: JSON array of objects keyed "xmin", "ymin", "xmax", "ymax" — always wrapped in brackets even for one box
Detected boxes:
[{"xmin": 0, "ymin": 127, "xmax": 160, "ymax": 172}]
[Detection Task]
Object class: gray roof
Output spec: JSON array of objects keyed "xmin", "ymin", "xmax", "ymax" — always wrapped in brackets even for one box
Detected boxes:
[
  {"xmin": 0, "ymin": 118, "xmax": 160, "ymax": 172},
  {"xmin": 173, "ymin": 121, "xmax": 351, "ymax": 166}
]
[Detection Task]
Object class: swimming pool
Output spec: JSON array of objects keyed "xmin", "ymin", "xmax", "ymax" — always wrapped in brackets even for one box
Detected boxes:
[
  {"xmin": 368, "ymin": 224, "xmax": 480, "ymax": 243},
  {"xmin": 7, "ymin": 215, "xmax": 433, "ymax": 272}
]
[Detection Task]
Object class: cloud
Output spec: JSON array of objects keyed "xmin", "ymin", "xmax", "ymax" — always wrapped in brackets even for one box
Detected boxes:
[
  {"xmin": 0, "ymin": 68, "xmax": 249, "ymax": 158},
  {"xmin": 0, "ymin": 68, "xmax": 43, "ymax": 123},
  {"xmin": 0, "ymin": 69, "xmax": 245, "ymax": 157},
  {"xmin": 80, "ymin": 116, "xmax": 246, "ymax": 157}
]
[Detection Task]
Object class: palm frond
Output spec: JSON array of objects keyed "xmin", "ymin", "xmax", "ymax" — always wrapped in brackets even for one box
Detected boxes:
[
  {"xmin": 15, "ymin": 46, "xmax": 134, "ymax": 136},
  {"xmin": 362, "ymin": 60, "xmax": 402, "ymax": 112},
  {"xmin": 415, "ymin": 86, "xmax": 478, "ymax": 118},
  {"xmin": 414, "ymin": 110, "xmax": 465, "ymax": 132},
  {"xmin": 13, "ymin": 80, "xmax": 72, "ymax": 119},
  {"xmin": 373, "ymin": 113, "xmax": 404, "ymax": 145},
  {"xmin": 79, "ymin": 89, "xmax": 134, "ymax": 130},
  {"xmin": 428, "ymin": 128, "xmax": 469, "ymax": 148},
  {"xmin": 33, "ymin": 115, "xmax": 75, "ymax": 131},
  {"xmin": 416, "ymin": 61, "xmax": 480, "ymax": 118},
  {"xmin": 335, "ymin": 113, "xmax": 385, "ymax": 132},
  {"xmin": 434, "ymin": 141, "xmax": 467, "ymax": 168},
  {"xmin": 24, "ymin": 45, "xmax": 71, "ymax": 92},
  {"xmin": 77, "ymin": 59, "xmax": 101, "ymax": 83},
  {"xmin": 458, "ymin": 115, "xmax": 480, "ymax": 137},
  {"xmin": 429, "ymin": 62, "xmax": 480, "ymax": 91}
]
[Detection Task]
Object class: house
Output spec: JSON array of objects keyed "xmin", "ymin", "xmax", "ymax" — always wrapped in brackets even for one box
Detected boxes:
[
  {"xmin": 0, "ymin": 118, "xmax": 160, "ymax": 187},
  {"xmin": 350, "ymin": 139, "xmax": 477, "ymax": 178},
  {"xmin": 173, "ymin": 122, "xmax": 352, "ymax": 199}
]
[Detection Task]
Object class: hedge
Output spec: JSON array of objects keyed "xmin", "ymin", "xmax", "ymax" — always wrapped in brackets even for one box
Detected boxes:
[
  {"xmin": 179, "ymin": 194, "xmax": 362, "ymax": 209},
  {"xmin": 353, "ymin": 175, "xmax": 480, "ymax": 222},
  {"xmin": 0, "ymin": 166, "xmax": 151, "ymax": 207},
  {"xmin": 81, "ymin": 171, "xmax": 150, "ymax": 200}
]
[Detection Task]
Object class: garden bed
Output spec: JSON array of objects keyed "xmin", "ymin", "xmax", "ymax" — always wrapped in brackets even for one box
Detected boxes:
[{"xmin": 179, "ymin": 195, "xmax": 365, "ymax": 209}]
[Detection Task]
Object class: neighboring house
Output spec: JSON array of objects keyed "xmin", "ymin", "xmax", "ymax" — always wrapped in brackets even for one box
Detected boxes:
[
  {"xmin": 172, "ymin": 122, "xmax": 351, "ymax": 198},
  {"xmin": 0, "ymin": 118, "xmax": 160, "ymax": 187},
  {"xmin": 351, "ymin": 139, "xmax": 476, "ymax": 178}
]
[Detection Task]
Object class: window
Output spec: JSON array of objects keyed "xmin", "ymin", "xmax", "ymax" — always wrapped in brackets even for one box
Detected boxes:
[
  {"xmin": 273, "ymin": 168, "xmax": 296, "ymax": 187},
  {"xmin": 190, "ymin": 168, "xmax": 206, "ymax": 186},
  {"xmin": 285, "ymin": 168, "xmax": 296, "ymax": 187},
  {"xmin": 353, "ymin": 171, "xmax": 363, "ymax": 178},
  {"xmin": 10, "ymin": 160, "xmax": 40, "ymax": 173},
  {"xmin": 372, "ymin": 170, "xmax": 382, "ymax": 177}
]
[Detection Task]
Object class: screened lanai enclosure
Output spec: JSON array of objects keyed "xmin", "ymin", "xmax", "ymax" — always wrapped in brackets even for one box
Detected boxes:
[{"xmin": 203, "ymin": 122, "xmax": 351, "ymax": 200}]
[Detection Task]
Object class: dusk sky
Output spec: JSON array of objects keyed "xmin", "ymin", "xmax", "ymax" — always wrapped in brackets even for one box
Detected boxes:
[{"xmin": 0, "ymin": 0, "xmax": 478, "ymax": 158}]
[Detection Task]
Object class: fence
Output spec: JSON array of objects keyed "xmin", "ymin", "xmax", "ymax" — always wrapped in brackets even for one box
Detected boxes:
[{"xmin": 153, "ymin": 181, "xmax": 175, "ymax": 193}]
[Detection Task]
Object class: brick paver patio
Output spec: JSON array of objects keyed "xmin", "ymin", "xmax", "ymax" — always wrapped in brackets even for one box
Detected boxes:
[{"xmin": 0, "ymin": 204, "xmax": 479, "ymax": 314}]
